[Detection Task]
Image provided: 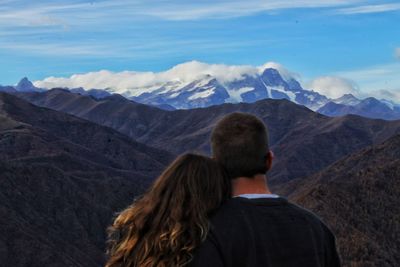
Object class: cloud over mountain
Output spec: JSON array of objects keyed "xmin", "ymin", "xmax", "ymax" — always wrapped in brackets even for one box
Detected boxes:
[
  {"xmin": 373, "ymin": 89, "xmax": 400, "ymax": 103},
  {"xmin": 308, "ymin": 76, "xmax": 359, "ymax": 99},
  {"xmin": 34, "ymin": 61, "xmax": 293, "ymax": 92},
  {"xmin": 25, "ymin": 60, "xmax": 400, "ymax": 114}
]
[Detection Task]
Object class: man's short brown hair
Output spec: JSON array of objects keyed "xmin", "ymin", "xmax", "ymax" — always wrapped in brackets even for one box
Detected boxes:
[{"xmin": 211, "ymin": 112, "xmax": 270, "ymax": 179}]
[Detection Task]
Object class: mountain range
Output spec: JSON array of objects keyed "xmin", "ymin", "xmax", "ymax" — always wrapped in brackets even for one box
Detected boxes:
[
  {"xmin": 318, "ymin": 94, "xmax": 400, "ymax": 120},
  {"xmin": 2, "ymin": 64, "xmax": 400, "ymax": 120},
  {"xmin": 1, "ymin": 89, "xmax": 400, "ymax": 266},
  {"xmin": 16, "ymin": 89, "xmax": 400, "ymax": 185}
]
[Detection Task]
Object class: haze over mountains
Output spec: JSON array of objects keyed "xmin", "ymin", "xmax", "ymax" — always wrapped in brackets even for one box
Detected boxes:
[
  {"xmin": 1, "ymin": 61, "xmax": 400, "ymax": 120},
  {"xmin": 1, "ymin": 82, "xmax": 400, "ymax": 266}
]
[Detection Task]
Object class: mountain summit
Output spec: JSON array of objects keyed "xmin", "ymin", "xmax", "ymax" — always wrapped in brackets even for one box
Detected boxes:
[
  {"xmin": 128, "ymin": 66, "xmax": 330, "ymax": 110},
  {"xmin": 15, "ymin": 77, "xmax": 41, "ymax": 92},
  {"xmin": 5, "ymin": 62, "xmax": 400, "ymax": 120},
  {"xmin": 29, "ymin": 61, "xmax": 330, "ymax": 110}
]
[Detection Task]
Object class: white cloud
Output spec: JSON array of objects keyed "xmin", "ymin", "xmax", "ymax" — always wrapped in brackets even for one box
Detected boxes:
[
  {"xmin": 361, "ymin": 89, "xmax": 400, "ymax": 104},
  {"xmin": 0, "ymin": 2, "xmax": 86, "ymax": 28},
  {"xmin": 373, "ymin": 89, "xmax": 400, "ymax": 102},
  {"xmin": 336, "ymin": 3, "xmax": 400, "ymax": 14},
  {"xmin": 32, "ymin": 61, "xmax": 400, "ymax": 103},
  {"xmin": 259, "ymin": 62, "xmax": 300, "ymax": 81},
  {"xmin": 335, "ymin": 63, "xmax": 400, "ymax": 99},
  {"xmin": 0, "ymin": 0, "xmax": 360, "ymax": 29},
  {"xmin": 34, "ymin": 61, "xmax": 294, "ymax": 93},
  {"xmin": 143, "ymin": 0, "xmax": 359, "ymax": 20},
  {"xmin": 307, "ymin": 76, "xmax": 359, "ymax": 99},
  {"xmin": 165, "ymin": 61, "xmax": 259, "ymax": 83}
]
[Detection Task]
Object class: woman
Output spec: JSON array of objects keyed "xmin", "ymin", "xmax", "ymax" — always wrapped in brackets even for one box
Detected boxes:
[{"xmin": 106, "ymin": 153, "xmax": 230, "ymax": 267}]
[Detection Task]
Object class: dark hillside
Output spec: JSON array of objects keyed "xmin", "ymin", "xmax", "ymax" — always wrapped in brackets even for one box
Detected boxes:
[
  {"xmin": 0, "ymin": 92, "xmax": 173, "ymax": 266},
  {"xmin": 285, "ymin": 134, "xmax": 400, "ymax": 267}
]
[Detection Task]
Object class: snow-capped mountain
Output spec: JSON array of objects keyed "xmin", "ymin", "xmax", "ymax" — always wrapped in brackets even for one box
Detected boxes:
[
  {"xmin": 30, "ymin": 61, "xmax": 330, "ymax": 110},
  {"xmin": 223, "ymin": 68, "xmax": 329, "ymax": 110},
  {"xmin": 318, "ymin": 97, "xmax": 400, "ymax": 120},
  {"xmin": 331, "ymin": 94, "xmax": 361, "ymax": 106},
  {"xmin": 121, "ymin": 67, "xmax": 330, "ymax": 110},
  {"xmin": 2, "ymin": 61, "xmax": 400, "ymax": 120},
  {"xmin": 380, "ymin": 99, "xmax": 400, "ymax": 112}
]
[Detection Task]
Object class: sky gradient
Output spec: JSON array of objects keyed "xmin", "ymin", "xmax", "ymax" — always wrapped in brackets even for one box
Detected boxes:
[{"xmin": 1, "ymin": 0, "xmax": 399, "ymax": 101}]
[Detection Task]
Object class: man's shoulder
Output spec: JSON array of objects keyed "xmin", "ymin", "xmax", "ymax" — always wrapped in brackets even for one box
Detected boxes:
[
  {"xmin": 208, "ymin": 196, "xmax": 289, "ymax": 227},
  {"xmin": 210, "ymin": 197, "xmax": 331, "ymax": 233},
  {"xmin": 286, "ymin": 201, "xmax": 333, "ymax": 230},
  {"xmin": 286, "ymin": 201, "xmax": 324, "ymax": 222},
  {"xmin": 197, "ymin": 197, "xmax": 340, "ymax": 267}
]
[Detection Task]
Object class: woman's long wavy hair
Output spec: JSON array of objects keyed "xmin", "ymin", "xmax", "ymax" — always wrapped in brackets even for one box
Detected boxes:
[{"xmin": 106, "ymin": 153, "xmax": 230, "ymax": 267}]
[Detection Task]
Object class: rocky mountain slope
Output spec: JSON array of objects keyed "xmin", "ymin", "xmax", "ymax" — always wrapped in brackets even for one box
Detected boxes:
[
  {"xmin": 17, "ymin": 89, "xmax": 400, "ymax": 185},
  {"xmin": 129, "ymin": 68, "xmax": 329, "ymax": 110},
  {"xmin": 318, "ymin": 94, "xmax": 400, "ymax": 120},
  {"xmin": 2, "ymin": 90, "xmax": 400, "ymax": 266},
  {"xmin": 0, "ymin": 93, "xmax": 173, "ymax": 267},
  {"xmin": 283, "ymin": 134, "xmax": 400, "ymax": 267}
]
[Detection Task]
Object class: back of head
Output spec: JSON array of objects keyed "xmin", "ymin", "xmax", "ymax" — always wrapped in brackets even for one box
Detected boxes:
[
  {"xmin": 106, "ymin": 153, "xmax": 230, "ymax": 267},
  {"xmin": 211, "ymin": 112, "xmax": 269, "ymax": 179}
]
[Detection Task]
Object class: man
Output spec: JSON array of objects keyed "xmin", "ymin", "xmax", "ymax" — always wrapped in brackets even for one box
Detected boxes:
[{"xmin": 191, "ymin": 112, "xmax": 341, "ymax": 267}]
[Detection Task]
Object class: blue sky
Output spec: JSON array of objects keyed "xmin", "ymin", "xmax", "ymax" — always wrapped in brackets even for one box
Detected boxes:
[{"xmin": 0, "ymin": 0, "xmax": 399, "ymax": 100}]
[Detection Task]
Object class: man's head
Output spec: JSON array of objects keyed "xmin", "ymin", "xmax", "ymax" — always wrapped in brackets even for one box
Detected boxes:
[{"xmin": 211, "ymin": 112, "xmax": 271, "ymax": 180}]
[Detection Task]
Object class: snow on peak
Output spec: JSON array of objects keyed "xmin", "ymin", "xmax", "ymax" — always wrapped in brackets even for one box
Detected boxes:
[
  {"xmin": 226, "ymin": 87, "xmax": 255, "ymax": 103},
  {"xmin": 258, "ymin": 62, "xmax": 298, "ymax": 82},
  {"xmin": 333, "ymin": 93, "xmax": 361, "ymax": 106}
]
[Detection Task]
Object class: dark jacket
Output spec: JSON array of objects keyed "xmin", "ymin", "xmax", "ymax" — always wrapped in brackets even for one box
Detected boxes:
[{"xmin": 191, "ymin": 197, "xmax": 341, "ymax": 267}]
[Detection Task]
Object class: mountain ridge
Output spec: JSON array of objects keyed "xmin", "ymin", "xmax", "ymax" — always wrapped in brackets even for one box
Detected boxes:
[
  {"xmin": 2, "ymin": 90, "xmax": 400, "ymax": 266},
  {"xmin": 0, "ymin": 92, "xmax": 174, "ymax": 267},
  {"xmin": 318, "ymin": 96, "xmax": 400, "ymax": 120},
  {"xmin": 15, "ymin": 89, "xmax": 400, "ymax": 186},
  {"xmin": 3, "ymin": 64, "xmax": 399, "ymax": 119},
  {"xmin": 284, "ymin": 133, "xmax": 400, "ymax": 267}
]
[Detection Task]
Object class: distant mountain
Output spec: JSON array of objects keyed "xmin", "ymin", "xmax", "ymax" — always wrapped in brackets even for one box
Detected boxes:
[
  {"xmin": 318, "ymin": 96, "xmax": 400, "ymax": 120},
  {"xmin": 0, "ymin": 73, "xmax": 400, "ymax": 120},
  {"xmin": 16, "ymin": 89, "xmax": 400, "ymax": 186},
  {"xmin": 2, "ymin": 68, "xmax": 331, "ymax": 110},
  {"xmin": 3, "ymin": 90, "xmax": 400, "ymax": 266},
  {"xmin": 284, "ymin": 134, "xmax": 400, "ymax": 267},
  {"xmin": 0, "ymin": 85, "xmax": 16, "ymax": 93},
  {"xmin": 332, "ymin": 93, "xmax": 361, "ymax": 106},
  {"xmin": 129, "ymin": 68, "xmax": 330, "ymax": 110},
  {"xmin": 15, "ymin": 77, "xmax": 41, "ymax": 92},
  {"xmin": 70, "ymin": 87, "xmax": 112, "ymax": 99},
  {"xmin": 0, "ymin": 92, "xmax": 173, "ymax": 267},
  {"xmin": 1, "ymin": 77, "xmax": 43, "ymax": 94}
]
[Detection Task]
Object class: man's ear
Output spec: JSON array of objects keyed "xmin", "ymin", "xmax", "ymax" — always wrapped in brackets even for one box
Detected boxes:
[{"xmin": 265, "ymin": 150, "xmax": 274, "ymax": 171}]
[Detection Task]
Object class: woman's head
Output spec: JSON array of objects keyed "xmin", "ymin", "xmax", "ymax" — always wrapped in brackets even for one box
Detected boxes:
[{"xmin": 106, "ymin": 153, "xmax": 230, "ymax": 267}]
